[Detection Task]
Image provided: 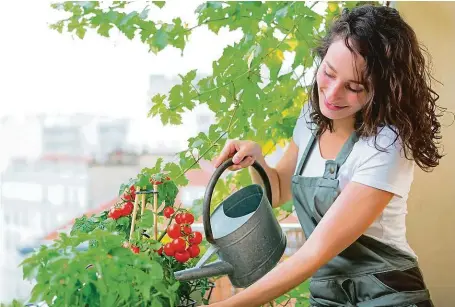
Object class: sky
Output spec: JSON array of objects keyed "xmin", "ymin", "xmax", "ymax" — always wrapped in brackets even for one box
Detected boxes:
[{"xmin": 0, "ymin": 0, "xmax": 242, "ymax": 117}]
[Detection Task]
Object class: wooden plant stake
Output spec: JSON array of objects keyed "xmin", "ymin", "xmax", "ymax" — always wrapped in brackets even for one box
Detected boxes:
[
  {"xmin": 153, "ymin": 184, "xmax": 158, "ymax": 241},
  {"xmin": 141, "ymin": 192, "xmax": 146, "ymax": 216},
  {"xmin": 129, "ymin": 186, "xmax": 141, "ymax": 242}
]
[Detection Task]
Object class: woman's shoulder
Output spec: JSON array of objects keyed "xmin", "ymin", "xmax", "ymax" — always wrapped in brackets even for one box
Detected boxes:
[
  {"xmin": 351, "ymin": 125, "xmax": 415, "ymax": 198},
  {"xmin": 353, "ymin": 125, "xmax": 414, "ymax": 177},
  {"xmin": 357, "ymin": 125, "xmax": 404, "ymax": 153},
  {"xmin": 293, "ymin": 103, "xmax": 316, "ymax": 146}
]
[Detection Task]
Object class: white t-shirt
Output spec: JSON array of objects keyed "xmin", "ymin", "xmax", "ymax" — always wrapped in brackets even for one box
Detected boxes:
[{"xmin": 292, "ymin": 105, "xmax": 417, "ymax": 258}]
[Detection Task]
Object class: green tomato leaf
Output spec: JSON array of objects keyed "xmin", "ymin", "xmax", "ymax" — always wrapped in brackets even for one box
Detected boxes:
[
  {"xmin": 281, "ymin": 200, "xmax": 294, "ymax": 213},
  {"xmin": 149, "ymin": 28, "xmax": 169, "ymax": 53},
  {"xmin": 153, "ymin": 1, "xmax": 165, "ymax": 9},
  {"xmin": 152, "ymin": 299, "xmax": 163, "ymax": 307}
]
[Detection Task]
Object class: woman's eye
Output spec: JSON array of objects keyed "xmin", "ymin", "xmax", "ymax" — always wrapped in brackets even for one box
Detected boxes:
[
  {"xmin": 324, "ymin": 70, "xmax": 335, "ymax": 78},
  {"xmin": 347, "ymin": 85, "xmax": 364, "ymax": 93}
]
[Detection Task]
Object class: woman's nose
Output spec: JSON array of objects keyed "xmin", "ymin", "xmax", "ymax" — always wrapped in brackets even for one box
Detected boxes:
[{"xmin": 324, "ymin": 82, "xmax": 343, "ymax": 101}]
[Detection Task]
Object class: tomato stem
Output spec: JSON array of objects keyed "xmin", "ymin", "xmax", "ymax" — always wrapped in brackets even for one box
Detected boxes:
[{"xmin": 175, "ymin": 102, "xmax": 240, "ymax": 180}]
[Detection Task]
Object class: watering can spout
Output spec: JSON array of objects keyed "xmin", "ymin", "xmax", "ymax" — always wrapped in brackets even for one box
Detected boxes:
[
  {"xmin": 174, "ymin": 260, "xmax": 234, "ymax": 282},
  {"xmin": 174, "ymin": 245, "xmax": 234, "ymax": 281}
]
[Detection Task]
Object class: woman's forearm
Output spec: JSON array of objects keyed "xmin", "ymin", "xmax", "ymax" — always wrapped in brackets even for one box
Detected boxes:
[{"xmin": 215, "ymin": 244, "xmax": 319, "ymax": 307}]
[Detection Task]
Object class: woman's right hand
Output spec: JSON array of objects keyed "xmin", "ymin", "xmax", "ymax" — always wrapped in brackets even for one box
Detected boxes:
[{"xmin": 213, "ymin": 139, "xmax": 263, "ymax": 171}]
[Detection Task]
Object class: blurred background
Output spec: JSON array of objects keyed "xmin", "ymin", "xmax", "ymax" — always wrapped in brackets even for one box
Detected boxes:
[
  {"xmin": 0, "ymin": 1, "xmax": 454, "ymax": 306},
  {"xmin": 0, "ymin": 1, "xmax": 233, "ymax": 302}
]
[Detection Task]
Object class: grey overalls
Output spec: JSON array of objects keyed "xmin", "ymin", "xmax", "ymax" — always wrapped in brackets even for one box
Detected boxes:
[{"xmin": 291, "ymin": 131, "xmax": 433, "ymax": 307}]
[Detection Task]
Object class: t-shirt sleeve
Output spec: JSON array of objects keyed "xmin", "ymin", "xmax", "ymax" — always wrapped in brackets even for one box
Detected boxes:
[{"xmin": 351, "ymin": 129, "xmax": 415, "ymax": 198}]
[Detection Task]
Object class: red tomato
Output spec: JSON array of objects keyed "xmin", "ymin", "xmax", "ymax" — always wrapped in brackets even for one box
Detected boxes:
[
  {"xmin": 174, "ymin": 213, "xmax": 185, "ymax": 224},
  {"xmin": 189, "ymin": 231, "xmax": 202, "ymax": 245},
  {"xmin": 182, "ymin": 213, "xmax": 195, "ymax": 225},
  {"xmin": 181, "ymin": 225, "xmax": 192, "ymax": 236},
  {"xmin": 163, "ymin": 207, "xmax": 175, "ymax": 218},
  {"xmin": 174, "ymin": 250, "xmax": 190, "ymax": 263},
  {"xmin": 167, "ymin": 224, "xmax": 181, "ymax": 239},
  {"xmin": 108, "ymin": 207, "xmax": 122, "ymax": 220},
  {"xmin": 122, "ymin": 202, "xmax": 133, "ymax": 216},
  {"xmin": 163, "ymin": 243, "xmax": 175, "ymax": 256},
  {"xmin": 130, "ymin": 245, "xmax": 140, "ymax": 254},
  {"xmin": 187, "ymin": 245, "xmax": 200, "ymax": 258},
  {"xmin": 171, "ymin": 238, "xmax": 186, "ymax": 253}
]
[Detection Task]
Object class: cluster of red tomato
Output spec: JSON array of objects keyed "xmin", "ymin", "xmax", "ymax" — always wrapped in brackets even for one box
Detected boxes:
[
  {"xmin": 150, "ymin": 175, "xmax": 170, "ymax": 185},
  {"xmin": 123, "ymin": 241, "xmax": 140, "ymax": 254},
  {"xmin": 108, "ymin": 185, "xmax": 136, "ymax": 220},
  {"xmin": 158, "ymin": 207, "xmax": 203, "ymax": 263}
]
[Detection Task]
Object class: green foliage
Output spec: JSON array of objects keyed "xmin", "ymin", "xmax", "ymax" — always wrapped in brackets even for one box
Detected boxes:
[
  {"xmin": 46, "ymin": 0, "xmax": 382, "ymax": 304},
  {"xmin": 20, "ymin": 230, "xmax": 178, "ymax": 307},
  {"xmin": 47, "ymin": 0, "xmax": 381, "ymax": 208},
  {"xmin": 0, "ymin": 300, "xmax": 24, "ymax": 307},
  {"xmin": 19, "ymin": 174, "xmax": 211, "ymax": 306},
  {"xmin": 117, "ymin": 168, "xmax": 180, "ymax": 209}
]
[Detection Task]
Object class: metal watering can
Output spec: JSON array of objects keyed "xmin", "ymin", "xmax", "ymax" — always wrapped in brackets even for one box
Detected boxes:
[{"xmin": 174, "ymin": 158, "xmax": 287, "ymax": 288}]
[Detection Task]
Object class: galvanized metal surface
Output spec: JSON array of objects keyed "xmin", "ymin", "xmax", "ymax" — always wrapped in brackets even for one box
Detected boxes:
[{"xmin": 174, "ymin": 159, "xmax": 287, "ymax": 288}]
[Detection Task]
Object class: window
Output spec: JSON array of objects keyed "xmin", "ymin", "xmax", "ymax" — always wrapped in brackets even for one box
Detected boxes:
[
  {"xmin": 47, "ymin": 184, "xmax": 65, "ymax": 206},
  {"xmin": 78, "ymin": 187, "xmax": 87, "ymax": 208},
  {"xmin": 43, "ymin": 212, "xmax": 55, "ymax": 231},
  {"xmin": 21, "ymin": 210, "xmax": 28, "ymax": 227},
  {"xmin": 67, "ymin": 186, "xmax": 77, "ymax": 204},
  {"xmin": 2, "ymin": 182, "xmax": 43, "ymax": 202}
]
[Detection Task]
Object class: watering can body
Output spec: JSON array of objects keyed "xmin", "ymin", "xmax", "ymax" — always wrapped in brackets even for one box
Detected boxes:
[{"xmin": 174, "ymin": 159, "xmax": 287, "ymax": 288}]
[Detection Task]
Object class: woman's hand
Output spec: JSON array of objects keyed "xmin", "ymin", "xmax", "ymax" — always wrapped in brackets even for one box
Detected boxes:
[
  {"xmin": 213, "ymin": 139, "xmax": 299, "ymax": 207},
  {"xmin": 214, "ymin": 139, "xmax": 263, "ymax": 171}
]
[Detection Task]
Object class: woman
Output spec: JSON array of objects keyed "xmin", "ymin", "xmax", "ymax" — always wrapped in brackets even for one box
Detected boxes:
[{"xmin": 206, "ymin": 4, "xmax": 442, "ymax": 307}]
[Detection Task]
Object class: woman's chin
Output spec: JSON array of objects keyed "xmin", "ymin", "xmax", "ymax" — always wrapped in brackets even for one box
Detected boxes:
[
  {"xmin": 322, "ymin": 107, "xmax": 356, "ymax": 122},
  {"xmin": 320, "ymin": 103, "xmax": 341, "ymax": 119}
]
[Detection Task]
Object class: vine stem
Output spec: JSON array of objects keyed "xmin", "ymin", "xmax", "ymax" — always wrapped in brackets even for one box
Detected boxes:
[
  {"xmin": 175, "ymin": 98, "xmax": 241, "ymax": 180},
  {"xmin": 279, "ymin": 298, "xmax": 292, "ymax": 306}
]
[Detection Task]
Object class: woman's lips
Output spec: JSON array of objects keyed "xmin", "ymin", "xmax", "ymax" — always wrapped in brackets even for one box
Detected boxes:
[{"xmin": 324, "ymin": 98, "xmax": 346, "ymax": 111}]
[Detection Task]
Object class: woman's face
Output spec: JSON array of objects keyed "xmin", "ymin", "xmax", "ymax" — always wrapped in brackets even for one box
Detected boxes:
[{"xmin": 316, "ymin": 39, "xmax": 368, "ymax": 121}]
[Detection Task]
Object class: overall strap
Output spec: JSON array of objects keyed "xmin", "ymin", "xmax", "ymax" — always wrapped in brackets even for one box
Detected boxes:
[
  {"xmin": 295, "ymin": 132, "xmax": 317, "ymax": 176},
  {"xmin": 324, "ymin": 131, "xmax": 359, "ymax": 180}
]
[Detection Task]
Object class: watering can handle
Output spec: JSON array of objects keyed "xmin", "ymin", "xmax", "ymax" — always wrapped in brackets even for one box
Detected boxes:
[{"xmin": 203, "ymin": 158, "xmax": 273, "ymax": 244}]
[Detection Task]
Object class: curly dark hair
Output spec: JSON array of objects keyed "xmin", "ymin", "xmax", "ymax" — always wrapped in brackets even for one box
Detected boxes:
[{"xmin": 309, "ymin": 4, "xmax": 445, "ymax": 171}]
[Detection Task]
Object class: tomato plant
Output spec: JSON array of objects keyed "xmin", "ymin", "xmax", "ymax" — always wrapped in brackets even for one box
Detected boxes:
[{"xmin": 18, "ymin": 174, "xmax": 214, "ymax": 307}]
